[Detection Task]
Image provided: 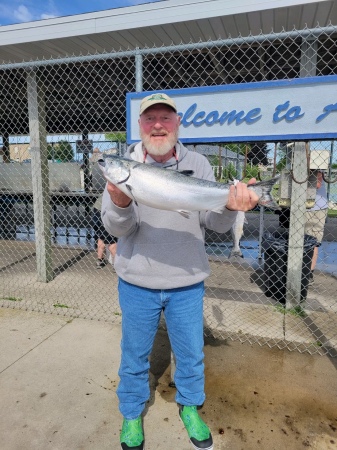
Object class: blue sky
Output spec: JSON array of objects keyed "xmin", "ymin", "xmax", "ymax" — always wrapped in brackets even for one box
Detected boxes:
[{"xmin": 0, "ymin": 0, "xmax": 162, "ymax": 26}]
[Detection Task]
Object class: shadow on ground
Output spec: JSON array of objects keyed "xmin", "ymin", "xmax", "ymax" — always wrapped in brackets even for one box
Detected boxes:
[{"xmin": 149, "ymin": 328, "xmax": 337, "ymax": 450}]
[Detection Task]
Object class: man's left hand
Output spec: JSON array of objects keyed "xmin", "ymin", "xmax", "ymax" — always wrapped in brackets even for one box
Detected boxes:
[{"xmin": 226, "ymin": 178, "xmax": 259, "ymax": 212}]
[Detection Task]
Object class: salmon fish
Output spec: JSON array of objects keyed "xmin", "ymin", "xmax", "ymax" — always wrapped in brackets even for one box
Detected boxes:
[{"xmin": 99, "ymin": 155, "xmax": 279, "ymax": 217}]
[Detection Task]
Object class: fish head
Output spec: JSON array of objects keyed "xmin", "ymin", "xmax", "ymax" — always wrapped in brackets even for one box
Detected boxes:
[{"xmin": 98, "ymin": 155, "xmax": 131, "ymax": 185}]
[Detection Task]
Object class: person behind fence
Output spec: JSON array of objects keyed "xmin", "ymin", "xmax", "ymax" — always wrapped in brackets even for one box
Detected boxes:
[
  {"xmin": 92, "ymin": 194, "xmax": 117, "ymax": 269},
  {"xmin": 305, "ymin": 170, "xmax": 328, "ymax": 285},
  {"xmin": 101, "ymin": 93, "xmax": 259, "ymax": 450}
]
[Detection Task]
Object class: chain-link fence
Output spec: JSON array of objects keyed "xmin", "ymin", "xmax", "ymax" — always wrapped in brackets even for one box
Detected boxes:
[{"xmin": 0, "ymin": 25, "xmax": 336, "ymax": 356}]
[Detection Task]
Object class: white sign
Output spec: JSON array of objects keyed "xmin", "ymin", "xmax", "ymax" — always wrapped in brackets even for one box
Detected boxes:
[{"xmin": 126, "ymin": 75, "xmax": 337, "ymax": 144}]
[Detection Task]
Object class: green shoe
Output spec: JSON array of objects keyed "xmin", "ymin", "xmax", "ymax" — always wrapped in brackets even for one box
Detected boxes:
[
  {"xmin": 179, "ymin": 405, "xmax": 213, "ymax": 450},
  {"xmin": 120, "ymin": 416, "xmax": 144, "ymax": 450}
]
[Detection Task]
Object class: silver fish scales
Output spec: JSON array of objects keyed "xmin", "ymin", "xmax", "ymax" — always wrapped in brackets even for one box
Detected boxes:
[{"xmin": 99, "ymin": 155, "xmax": 279, "ymax": 217}]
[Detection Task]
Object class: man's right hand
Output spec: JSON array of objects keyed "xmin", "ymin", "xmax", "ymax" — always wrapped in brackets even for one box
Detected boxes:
[{"xmin": 107, "ymin": 182, "xmax": 132, "ymax": 208}]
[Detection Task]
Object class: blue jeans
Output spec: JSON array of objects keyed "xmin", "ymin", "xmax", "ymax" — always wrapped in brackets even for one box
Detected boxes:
[{"xmin": 117, "ymin": 278, "xmax": 206, "ymax": 419}]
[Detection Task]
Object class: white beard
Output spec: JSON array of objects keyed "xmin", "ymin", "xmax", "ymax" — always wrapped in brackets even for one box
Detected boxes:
[{"xmin": 140, "ymin": 129, "xmax": 179, "ymax": 156}]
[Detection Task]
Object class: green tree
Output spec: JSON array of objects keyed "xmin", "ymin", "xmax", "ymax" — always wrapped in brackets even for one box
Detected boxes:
[
  {"xmin": 47, "ymin": 141, "xmax": 74, "ymax": 162},
  {"xmin": 244, "ymin": 164, "xmax": 260, "ymax": 180},
  {"xmin": 222, "ymin": 162, "xmax": 238, "ymax": 181},
  {"xmin": 276, "ymin": 142, "xmax": 288, "ymax": 172},
  {"xmin": 105, "ymin": 132, "xmax": 127, "ymax": 143},
  {"xmin": 208, "ymin": 155, "xmax": 238, "ymax": 181},
  {"xmin": 208, "ymin": 155, "xmax": 220, "ymax": 166}
]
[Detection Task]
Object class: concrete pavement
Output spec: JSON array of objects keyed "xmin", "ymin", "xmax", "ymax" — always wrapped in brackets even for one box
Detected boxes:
[
  {"xmin": 1, "ymin": 307, "xmax": 337, "ymax": 450},
  {"xmin": 0, "ymin": 308, "xmax": 191, "ymax": 450}
]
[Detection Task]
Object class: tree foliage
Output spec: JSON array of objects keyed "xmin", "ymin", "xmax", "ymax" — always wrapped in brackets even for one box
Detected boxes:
[
  {"xmin": 275, "ymin": 142, "xmax": 288, "ymax": 172},
  {"xmin": 47, "ymin": 141, "xmax": 74, "ymax": 162},
  {"xmin": 221, "ymin": 162, "xmax": 238, "ymax": 181},
  {"xmin": 105, "ymin": 132, "xmax": 127, "ymax": 143},
  {"xmin": 208, "ymin": 143, "xmax": 266, "ymax": 181},
  {"xmin": 208, "ymin": 156, "xmax": 239, "ymax": 181},
  {"xmin": 214, "ymin": 142, "xmax": 269, "ymax": 167},
  {"xmin": 244, "ymin": 165, "xmax": 260, "ymax": 180}
]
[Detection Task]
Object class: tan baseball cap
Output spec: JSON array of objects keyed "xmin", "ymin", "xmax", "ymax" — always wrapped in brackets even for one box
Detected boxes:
[{"xmin": 139, "ymin": 93, "xmax": 177, "ymax": 115}]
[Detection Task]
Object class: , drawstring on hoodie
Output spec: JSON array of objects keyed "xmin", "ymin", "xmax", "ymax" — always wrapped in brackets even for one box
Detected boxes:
[
  {"xmin": 142, "ymin": 147, "xmax": 179, "ymax": 170},
  {"xmin": 128, "ymin": 141, "xmax": 188, "ymax": 170}
]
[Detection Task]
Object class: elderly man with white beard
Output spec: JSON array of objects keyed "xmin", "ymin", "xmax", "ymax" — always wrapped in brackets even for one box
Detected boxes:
[{"xmin": 101, "ymin": 93, "xmax": 259, "ymax": 450}]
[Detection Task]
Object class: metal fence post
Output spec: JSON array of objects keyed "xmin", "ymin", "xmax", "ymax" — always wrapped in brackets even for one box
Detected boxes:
[
  {"xmin": 286, "ymin": 142, "xmax": 308, "ymax": 308},
  {"xmin": 258, "ymin": 206, "xmax": 264, "ymax": 262},
  {"xmin": 82, "ymin": 130, "xmax": 91, "ymax": 193},
  {"xmin": 2, "ymin": 133, "xmax": 10, "ymax": 163},
  {"xmin": 285, "ymin": 37, "xmax": 317, "ymax": 307},
  {"xmin": 26, "ymin": 69, "xmax": 53, "ymax": 283},
  {"xmin": 135, "ymin": 48, "xmax": 143, "ymax": 93}
]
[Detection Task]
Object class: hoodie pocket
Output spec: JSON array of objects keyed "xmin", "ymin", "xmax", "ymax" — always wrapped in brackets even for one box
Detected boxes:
[{"xmin": 125, "ymin": 238, "xmax": 209, "ymax": 279}]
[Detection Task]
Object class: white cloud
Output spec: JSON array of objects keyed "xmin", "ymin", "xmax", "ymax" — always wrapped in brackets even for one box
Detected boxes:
[
  {"xmin": 40, "ymin": 13, "xmax": 57, "ymax": 19},
  {"xmin": 40, "ymin": 0, "xmax": 58, "ymax": 21},
  {"xmin": 0, "ymin": 1, "xmax": 59, "ymax": 25},
  {"xmin": 1, "ymin": 0, "xmax": 158, "ymax": 26},
  {"xmin": 13, "ymin": 4, "xmax": 33, "ymax": 22}
]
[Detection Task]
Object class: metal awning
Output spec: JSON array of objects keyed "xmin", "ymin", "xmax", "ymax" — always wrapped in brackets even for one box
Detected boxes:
[{"xmin": 0, "ymin": 0, "xmax": 336, "ymax": 64}]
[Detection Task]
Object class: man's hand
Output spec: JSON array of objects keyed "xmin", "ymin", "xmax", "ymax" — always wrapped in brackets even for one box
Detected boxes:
[
  {"xmin": 226, "ymin": 178, "xmax": 259, "ymax": 212},
  {"xmin": 106, "ymin": 182, "xmax": 132, "ymax": 208}
]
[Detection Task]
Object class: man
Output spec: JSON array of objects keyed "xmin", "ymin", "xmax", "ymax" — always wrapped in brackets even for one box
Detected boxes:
[
  {"xmin": 277, "ymin": 170, "xmax": 328, "ymax": 286},
  {"xmin": 101, "ymin": 93, "xmax": 259, "ymax": 450},
  {"xmin": 92, "ymin": 194, "xmax": 117, "ymax": 268},
  {"xmin": 305, "ymin": 170, "xmax": 328, "ymax": 284}
]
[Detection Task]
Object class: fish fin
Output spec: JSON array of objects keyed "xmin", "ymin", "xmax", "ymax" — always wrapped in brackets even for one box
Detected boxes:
[
  {"xmin": 125, "ymin": 184, "xmax": 138, "ymax": 206},
  {"xmin": 116, "ymin": 170, "xmax": 131, "ymax": 184},
  {"xmin": 178, "ymin": 170, "xmax": 194, "ymax": 176},
  {"xmin": 211, "ymin": 206, "xmax": 226, "ymax": 214},
  {"xmin": 251, "ymin": 175, "xmax": 281, "ymax": 210},
  {"xmin": 177, "ymin": 210, "xmax": 191, "ymax": 218}
]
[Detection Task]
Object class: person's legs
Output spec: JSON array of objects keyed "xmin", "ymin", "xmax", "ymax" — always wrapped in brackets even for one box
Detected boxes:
[
  {"xmin": 164, "ymin": 281, "xmax": 205, "ymax": 406},
  {"xmin": 92, "ymin": 209, "xmax": 106, "ymax": 262},
  {"xmin": 163, "ymin": 282, "xmax": 213, "ymax": 449},
  {"xmin": 97, "ymin": 238, "xmax": 105, "ymax": 259},
  {"xmin": 96, "ymin": 238, "xmax": 107, "ymax": 268},
  {"xmin": 118, "ymin": 280, "xmax": 212, "ymax": 449},
  {"xmin": 305, "ymin": 209, "xmax": 327, "ymax": 284},
  {"xmin": 101, "ymin": 230, "xmax": 117, "ymax": 266},
  {"xmin": 311, "ymin": 246, "xmax": 319, "ymax": 271},
  {"xmin": 117, "ymin": 279, "xmax": 163, "ymax": 419},
  {"xmin": 93, "ymin": 208, "xmax": 117, "ymax": 268},
  {"xmin": 107, "ymin": 241, "xmax": 117, "ymax": 267},
  {"xmin": 108, "ymin": 242, "xmax": 117, "ymax": 259}
]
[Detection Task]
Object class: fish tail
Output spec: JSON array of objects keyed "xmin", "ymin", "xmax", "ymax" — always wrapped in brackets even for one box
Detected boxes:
[{"xmin": 253, "ymin": 176, "xmax": 281, "ymax": 210}]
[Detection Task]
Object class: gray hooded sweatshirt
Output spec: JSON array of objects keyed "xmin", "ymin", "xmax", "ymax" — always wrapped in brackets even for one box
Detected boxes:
[{"xmin": 101, "ymin": 141, "xmax": 237, "ymax": 289}]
